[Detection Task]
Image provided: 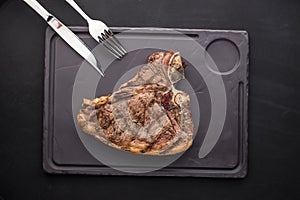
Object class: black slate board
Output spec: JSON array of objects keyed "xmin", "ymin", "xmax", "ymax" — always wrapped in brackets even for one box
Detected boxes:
[{"xmin": 43, "ymin": 27, "xmax": 248, "ymax": 177}]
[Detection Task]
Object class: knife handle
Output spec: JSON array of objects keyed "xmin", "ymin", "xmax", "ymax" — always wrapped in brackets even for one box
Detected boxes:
[{"xmin": 23, "ymin": 0, "xmax": 51, "ymax": 21}]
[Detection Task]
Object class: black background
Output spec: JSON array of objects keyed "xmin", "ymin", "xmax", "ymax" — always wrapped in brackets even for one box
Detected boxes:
[{"xmin": 0, "ymin": 0, "xmax": 300, "ymax": 199}]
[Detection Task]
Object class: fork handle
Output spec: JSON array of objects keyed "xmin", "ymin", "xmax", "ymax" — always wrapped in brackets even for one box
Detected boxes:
[{"xmin": 65, "ymin": 0, "xmax": 92, "ymax": 22}]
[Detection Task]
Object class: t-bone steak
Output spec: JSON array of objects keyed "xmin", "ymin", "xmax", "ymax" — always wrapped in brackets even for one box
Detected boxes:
[{"xmin": 77, "ymin": 51, "xmax": 195, "ymax": 155}]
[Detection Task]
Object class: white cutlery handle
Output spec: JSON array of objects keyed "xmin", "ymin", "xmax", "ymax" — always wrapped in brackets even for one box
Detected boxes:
[
  {"xmin": 65, "ymin": 0, "xmax": 92, "ymax": 22},
  {"xmin": 23, "ymin": 0, "xmax": 51, "ymax": 21}
]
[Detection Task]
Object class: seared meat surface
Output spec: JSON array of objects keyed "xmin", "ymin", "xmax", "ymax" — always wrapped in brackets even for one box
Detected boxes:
[{"xmin": 78, "ymin": 51, "xmax": 194, "ymax": 155}]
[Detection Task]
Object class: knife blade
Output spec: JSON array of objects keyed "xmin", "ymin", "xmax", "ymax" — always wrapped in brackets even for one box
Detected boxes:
[{"xmin": 23, "ymin": 0, "xmax": 104, "ymax": 76}]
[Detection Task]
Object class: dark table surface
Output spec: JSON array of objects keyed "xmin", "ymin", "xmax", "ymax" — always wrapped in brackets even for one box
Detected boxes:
[{"xmin": 0, "ymin": 0, "xmax": 299, "ymax": 199}]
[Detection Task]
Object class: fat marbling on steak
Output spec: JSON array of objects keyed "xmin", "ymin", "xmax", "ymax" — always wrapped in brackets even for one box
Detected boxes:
[{"xmin": 77, "ymin": 51, "xmax": 194, "ymax": 155}]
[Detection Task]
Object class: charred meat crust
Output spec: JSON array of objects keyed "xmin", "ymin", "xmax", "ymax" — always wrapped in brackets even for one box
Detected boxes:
[{"xmin": 77, "ymin": 51, "xmax": 194, "ymax": 155}]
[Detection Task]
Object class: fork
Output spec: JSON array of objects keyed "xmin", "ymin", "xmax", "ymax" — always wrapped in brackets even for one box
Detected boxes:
[{"xmin": 65, "ymin": 0, "xmax": 127, "ymax": 59}]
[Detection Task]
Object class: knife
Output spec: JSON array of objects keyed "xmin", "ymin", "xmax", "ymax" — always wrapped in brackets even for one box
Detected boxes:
[{"xmin": 23, "ymin": 0, "xmax": 104, "ymax": 76}]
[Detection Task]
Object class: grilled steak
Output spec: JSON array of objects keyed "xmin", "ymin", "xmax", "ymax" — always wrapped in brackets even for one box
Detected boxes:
[{"xmin": 77, "ymin": 51, "xmax": 194, "ymax": 155}]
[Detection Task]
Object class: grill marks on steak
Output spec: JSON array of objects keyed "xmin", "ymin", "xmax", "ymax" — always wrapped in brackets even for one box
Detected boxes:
[
  {"xmin": 89, "ymin": 84, "xmax": 179, "ymax": 153},
  {"xmin": 77, "ymin": 51, "xmax": 194, "ymax": 155},
  {"xmin": 128, "ymin": 88, "xmax": 155, "ymax": 127}
]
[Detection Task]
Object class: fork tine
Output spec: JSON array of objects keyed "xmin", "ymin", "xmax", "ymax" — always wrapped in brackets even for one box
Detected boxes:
[
  {"xmin": 107, "ymin": 29, "xmax": 127, "ymax": 55},
  {"xmin": 109, "ymin": 35, "xmax": 127, "ymax": 55},
  {"xmin": 102, "ymin": 41, "xmax": 122, "ymax": 59},
  {"xmin": 106, "ymin": 33, "xmax": 126, "ymax": 55},
  {"xmin": 99, "ymin": 36, "xmax": 122, "ymax": 59},
  {"xmin": 107, "ymin": 37, "xmax": 125, "ymax": 56},
  {"xmin": 103, "ymin": 32, "xmax": 125, "ymax": 57},
  {"xmin": 105, "ymin": 36, "xmax": 125, "ymax": 57},
  {"xmin": 99, "ymin": 34, "xmax": 123, "ymax": 59}
]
